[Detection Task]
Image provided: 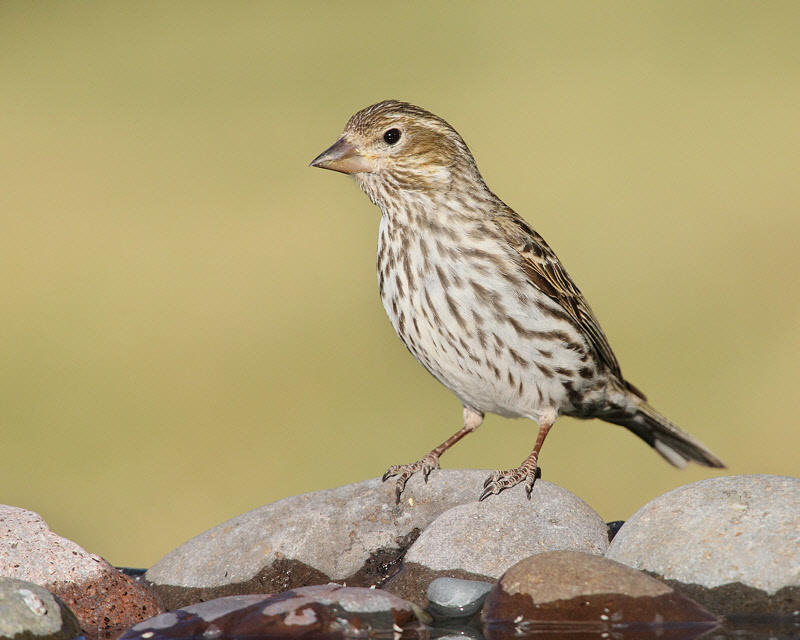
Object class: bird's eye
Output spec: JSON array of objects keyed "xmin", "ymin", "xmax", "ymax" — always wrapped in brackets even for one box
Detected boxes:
[{"xmin": 383, "ymin": 128, "xmax": 401, "ymax": 145}]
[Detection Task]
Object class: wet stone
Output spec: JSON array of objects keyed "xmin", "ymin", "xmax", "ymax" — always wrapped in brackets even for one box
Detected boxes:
[
  {"xmin": 0, "ymin": 577, "xmax": 81, "ymax": 640},
  {"xmin": 120, "ymin": 584, "xmax": 429, "ymax": 640},
  {"xmin": 427, "ymin": 577, "xmax": 493, "ymax": 618},
  {"xmin": 481, "ymin": 551, "xmax": 719, "ymax": 638}
]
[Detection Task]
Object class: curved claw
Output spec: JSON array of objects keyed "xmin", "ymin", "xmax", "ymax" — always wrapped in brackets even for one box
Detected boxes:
[
  {"xmin": 479, "ymin": 482, "xmax": 499, "ymax": 502},
  {"xmin": 394, "ymin": 478, "xmax": 406, "ymax": 504},
  {"xmin": 483, "ymin": 471, "xmax": 500, "ymax": 488},
  {"xmin": 381, "ymin": 454, "xmax": 441, "ymax": 502},
  {"xmin": 525, "ymin": 479, "xmax": 535, "ymax": 499},
  {"xmin": 479, "ymin": 463, "xmax": 541, "ymax": 501},
  {"xmin": 382, "ymin": 466, "xmax": 400, "ymax": 482},
  {"xmin": 524, "ymin": 465, "xmax": 543, "ymax": 499}
]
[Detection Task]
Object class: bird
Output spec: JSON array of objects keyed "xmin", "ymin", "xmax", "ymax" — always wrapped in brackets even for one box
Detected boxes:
[{"xmin": 310, "ymin": 100, "xmax": 724, "ymax": 503}]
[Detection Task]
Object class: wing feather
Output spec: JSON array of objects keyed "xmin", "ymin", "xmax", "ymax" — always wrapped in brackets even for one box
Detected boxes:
[{"xmin": 492, "ymin": 211, "xmax": 633, "ymax": 388}]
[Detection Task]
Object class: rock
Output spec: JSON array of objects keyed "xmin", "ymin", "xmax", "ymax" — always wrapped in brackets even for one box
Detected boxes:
[
  {"xmin": 0, "ymin": 576, "xmax": 81, "ymax": 640},
  {"xmin": 427, "ymin": 577, "xmax": 493, "ymax": 618},
  {"xmin": 0, "ymin": 505, "xmax": 165, "ymax": 636},
  {"xmin": 606, "ymin": 475, "xmax": 800, "ymax": 614},
  {"xmin": 606, "ymin": 520, "xmax": 625, "ymax": 541},
  {"xmin": 119, "ymin": 585, "xmax": 428, "ymax": 639},
  {"xmin": 383, "ymin": 481, "xmax": 608, "ymax": 606},
  {"xmin": 119, "ymin": 595, "xmax": 273, "ymax": 640},
  {"xmin": 481, "ymin": 551, "xmax": 719, "ymax": 638},
  {"xmin": 147, "ymin": 470, "xmax": 531, "ymax": 609}
]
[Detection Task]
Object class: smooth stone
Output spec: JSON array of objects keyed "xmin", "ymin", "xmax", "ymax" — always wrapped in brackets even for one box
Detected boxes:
[
  {"xmin": 606, "ymin": 474, "xmax": 800, "ymax": 614},
  {"xmin": 120, "ymin": 585, "xmax": 428, "ymax": 639},
  {"xmin": 0, "ymin": 576, "xmax": 81, "ymax": 640},
  {"xmin": 384, "ymin": 481, "xmax": 608, "ymax": 607},
  {"xmin": 0, "ymin": 505, "xmax": 164, "ymax": 636},
  {"xmin": 146, "ymin": 470, "xmax": 547, "ymax": 610},
  {"xmin": 427, "ymin": 577, "xmax": 493, "ymax": 618},
  {"xmin": 481, "ymin": 551, "xmax": 719, "ymax": 636}
]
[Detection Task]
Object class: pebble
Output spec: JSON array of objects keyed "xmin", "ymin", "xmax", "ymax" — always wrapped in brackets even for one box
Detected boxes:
[{"xmin": 427, "ymin": 577, "xmax": 493, "ymax": 618}]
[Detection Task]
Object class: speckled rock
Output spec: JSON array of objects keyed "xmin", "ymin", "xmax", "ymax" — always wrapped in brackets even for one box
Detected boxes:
[
  {"xmin": 384, "ymin": 481, "xmax": 608, "ymax": 607},
  {"xmin": 147, "ymin": 470, "xmax": 541, "ymax": 610},
  {"xmin": 119, "ymin": 585, "xmax": 428, "ymax": 640},
  {"xmin": 0, "ymin": 576, "xmax": 81, "ymax": 640},
  {"xmin": 481, "ymin": 551, "xmax": 719, "ymax": 638},
  {"xmin": 0, "ymin": 505, "xmax": 164, "ymax": 636},
  {"xmin": 606, "ymin": 475, "xmax": 800, "ymax": 614}
]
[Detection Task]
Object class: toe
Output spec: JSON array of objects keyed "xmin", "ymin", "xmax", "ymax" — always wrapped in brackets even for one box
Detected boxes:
[
  {"xmin": 382, "ymin": 466, "xmax": 399, "ymax": 482},
  {"xmin": 524, "ymin": 468, "xmax": 539, "ymax": 499},
  {"xmin": 483, "ymin": 470, "xmax": 500, "ymax": 488},
  {"xmin": 479, "ymin": 483, "xmax": 498, "ymax": 501}
]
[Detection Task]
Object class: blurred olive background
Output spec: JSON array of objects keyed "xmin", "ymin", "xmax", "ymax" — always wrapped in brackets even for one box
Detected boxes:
[{"xmin": 2, "ymin": 2, "xmax": 798, "ymax": 568}]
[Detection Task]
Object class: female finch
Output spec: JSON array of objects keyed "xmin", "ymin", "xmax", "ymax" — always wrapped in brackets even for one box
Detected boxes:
[{"xmin": 311, "ymin": 100, "xmax": 724, "ymax": 502}]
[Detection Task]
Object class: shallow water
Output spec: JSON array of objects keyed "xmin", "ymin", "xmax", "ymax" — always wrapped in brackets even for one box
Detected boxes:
[
  {"xmin": 431, "ymin": 616, "xmax": 799, "ymax": 640},
  {"xmin": 112, "ymin": 569, "xmax": 799, "ymax": 640}
]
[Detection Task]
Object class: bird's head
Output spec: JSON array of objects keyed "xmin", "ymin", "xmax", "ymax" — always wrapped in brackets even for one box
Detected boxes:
[{"xmin": 310, "ymin": 100, "xmax": 484, "ymax": 204}]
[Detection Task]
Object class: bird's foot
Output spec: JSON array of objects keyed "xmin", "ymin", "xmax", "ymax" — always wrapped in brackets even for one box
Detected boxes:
[
  {"xmin": 382, "ymin": 454, "xmax": 441, "ymax": 504},
  {"xmin": 480, "ymin": 463, "xmax": 542, "ymax": 501}
]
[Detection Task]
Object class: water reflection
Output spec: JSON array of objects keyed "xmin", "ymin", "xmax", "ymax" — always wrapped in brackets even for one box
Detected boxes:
[{"xmin": 425, "ymin": 616, "xmax": 799, "ymax": 640}]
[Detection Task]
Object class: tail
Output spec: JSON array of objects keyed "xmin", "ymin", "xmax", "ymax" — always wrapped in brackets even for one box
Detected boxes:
[{"xmin": 607, "ymin": 401, "xmax": 725, "ymax": 469}]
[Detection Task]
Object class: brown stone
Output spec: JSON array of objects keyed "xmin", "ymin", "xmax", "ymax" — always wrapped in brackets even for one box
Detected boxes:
[
  {"xmin": 481, "ymin": 551, "xmax": 719, "ymax": 637},
  {"xmin": 53, "ymin": 568, "xmax": 164, "ymax": 638},
  {"xmin": 0, "ymin": 505, "xmax": 165, "ymax": 637},
  {"xmin": 120, "ymin": 585, "xmax": 430, "ymax": 640}
]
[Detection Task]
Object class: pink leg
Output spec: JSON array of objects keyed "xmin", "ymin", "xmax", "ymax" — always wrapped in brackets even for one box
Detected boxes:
[
  {"xmin": 480, "ymin": 412, "xmax": 554, "ymax": 501},
  {"xmin": 383, "ymin": 407, "xmax": 484, "ymax": 503}
]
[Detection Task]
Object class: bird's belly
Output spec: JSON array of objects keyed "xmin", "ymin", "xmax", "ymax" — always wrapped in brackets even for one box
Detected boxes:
[{"xmin": 378, "ymin": 249, "xmax": 594, "ymax": 421}]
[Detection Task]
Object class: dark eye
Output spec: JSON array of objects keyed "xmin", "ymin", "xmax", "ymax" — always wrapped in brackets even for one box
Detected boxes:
[{"xmin": 383, "ymin": 128, "xmax": 401, "ymax": 145}]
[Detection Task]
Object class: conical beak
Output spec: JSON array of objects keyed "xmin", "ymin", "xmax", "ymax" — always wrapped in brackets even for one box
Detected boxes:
[{"xmin": 309, "ymin": 137, "xmax": 372, "ymax": 174}]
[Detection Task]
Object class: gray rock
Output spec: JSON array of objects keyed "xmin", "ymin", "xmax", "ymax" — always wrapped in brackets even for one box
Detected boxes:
[
  {"xmin": 0, "ymin": 577, "xmax": 81, "ymax": 640},
  {"xmin": 147, "ymin": 470, "xmax": 512, "ymax": 609},
  {"xmin": 406, "ymin": 481, "xmax": 608, "ymax": 576},
  {"xmin": 427, "ymin": 577, "xmax": 493, "ymax": 618},
  {"xmin": 384, "ymin": 480, "xmax": 608, "ymax": 606},
  {"xmin": 606, "ymin": 474, "xmax": 800, "ymax": 614},
  {"xmin": 0, "ymin": 505, "xmax": 164, "ymax": 635}
]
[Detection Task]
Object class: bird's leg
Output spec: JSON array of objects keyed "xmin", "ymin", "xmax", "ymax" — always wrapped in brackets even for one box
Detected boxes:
[
  {"xmin": 480, "ymin": 411, "xmax": 555, "ymax": 501},
  {"xmin": 383, "ymin": 407, "xmax": 484, "ymax": 503}
]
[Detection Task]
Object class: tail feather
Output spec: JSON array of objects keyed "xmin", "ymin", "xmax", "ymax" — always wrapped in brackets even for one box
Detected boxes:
[{"xmin": 609, "ymin": 401, "xmax": 725, "ymax": 469}]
